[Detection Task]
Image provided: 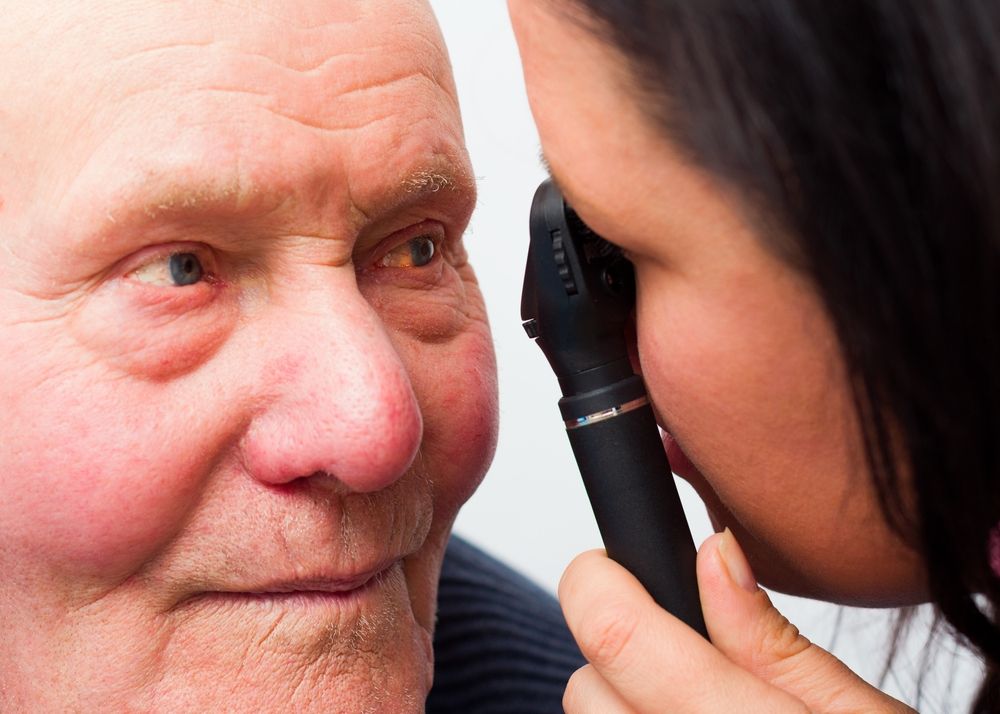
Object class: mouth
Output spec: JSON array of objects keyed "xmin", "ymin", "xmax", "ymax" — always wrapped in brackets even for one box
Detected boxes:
[
  {"xmin": 660, "ymin": 428, "xmax": 699, "ymax": 484},
  {"xmin": 176, "ymin": 560, "xmax": 402, "ymax": 612}
]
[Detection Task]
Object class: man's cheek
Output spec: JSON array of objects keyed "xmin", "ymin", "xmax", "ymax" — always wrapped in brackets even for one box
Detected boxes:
[
  {"xmin": 405, "ymin": 328, "xmax": 498, "ymax": 517},
  {"xmin": 0, "ymin": 376, "xmax": 221, "ymax": 582},
  {"xmin": 71, "ymin": 281, "xmax": 238, "ymax": 381}
]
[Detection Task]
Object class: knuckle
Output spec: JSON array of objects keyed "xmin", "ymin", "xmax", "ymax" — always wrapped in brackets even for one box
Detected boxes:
[
  {"xmin": 575, "ymin": 598, "xmax": 641, "ymax": 671},
  {"xmin": 755, "ymin": 604, "xmax": 811, "ymax": 666}
]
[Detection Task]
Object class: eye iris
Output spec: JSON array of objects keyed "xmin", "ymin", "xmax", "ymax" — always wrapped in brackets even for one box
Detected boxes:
[
  {"xmin": 409, "ymin": 237, "xmax": 435, "ymax": 267},
  {"xmin": 169, "ymin": 253, "xmax": 204, "ymax": 286}
]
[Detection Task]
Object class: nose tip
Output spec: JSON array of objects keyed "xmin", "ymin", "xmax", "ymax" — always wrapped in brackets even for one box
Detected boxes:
[
  {"xmin": 316, "ymin": 371, "xmax": 424, "ymax": 493},
  {"xmin": 241, "ymin": 351, "xmax": 424, "ymax": 494}
]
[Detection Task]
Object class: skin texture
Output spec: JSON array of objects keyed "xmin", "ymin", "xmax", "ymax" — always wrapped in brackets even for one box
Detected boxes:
[
  {"xmin": 508, "ymin": 0, "xmax": 923, "ymax": 710},
  {"xmin": 0, "ymin": 1, "xmax": 497, "ymax": 711}
]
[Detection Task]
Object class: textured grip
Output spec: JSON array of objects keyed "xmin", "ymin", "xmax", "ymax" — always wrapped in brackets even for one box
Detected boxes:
[{"xmin": 565, "ymin": 403, "xmax": 708, "ymax": 638}]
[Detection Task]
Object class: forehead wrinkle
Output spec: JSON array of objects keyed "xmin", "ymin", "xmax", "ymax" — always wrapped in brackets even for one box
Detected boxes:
[
  {"xmin": 5, "ymin": 1, "xmax": 466, "ymax": 243},
  {"xmin": 207, "ymin": 71, "xmax": 452, "ymax": 136},
  {"xmin": 4, "ymin": 1, "xmax": 454, "ymax": 133},
  {"xmin": 98, "ymin": 2, "xmax": 449, "ymax": 91},
  {"xmin": 98, "ymin": 36, "xmax": 458, "ymax": 143}
]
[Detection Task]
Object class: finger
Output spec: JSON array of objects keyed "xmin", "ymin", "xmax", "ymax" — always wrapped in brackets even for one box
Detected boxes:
[
  {"xmin": 559, "ymin": 549, "xmax": 809, "ymax": 713},
  {"xmin": 697, "ymin": 530, "xmax": 915, "ymax": 713},
  {"xmin": 563, "ymin": 664, "xmax": 636, "ymax": 714}
]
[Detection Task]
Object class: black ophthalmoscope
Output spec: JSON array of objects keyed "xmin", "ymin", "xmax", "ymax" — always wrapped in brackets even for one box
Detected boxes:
[{"xmin": 521, "ymin": 179, "xmax": 708, "ymax": 638}]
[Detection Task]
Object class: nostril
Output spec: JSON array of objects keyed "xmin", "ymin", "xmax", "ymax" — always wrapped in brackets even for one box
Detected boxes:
[{"xmin": 290, "ymin": 470, "xmax": 354, "ymax": 496}]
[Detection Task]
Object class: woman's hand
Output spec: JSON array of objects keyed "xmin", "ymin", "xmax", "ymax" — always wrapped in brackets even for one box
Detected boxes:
[{"xmin": 559, "ymin": 530, "xmax": 915, "ymax": 713}]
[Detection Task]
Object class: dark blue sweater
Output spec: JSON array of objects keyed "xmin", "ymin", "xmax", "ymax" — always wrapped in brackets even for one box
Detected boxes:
[{"xmin": 427, "ymin": 537, "xmax": 586, "ymax": 714}]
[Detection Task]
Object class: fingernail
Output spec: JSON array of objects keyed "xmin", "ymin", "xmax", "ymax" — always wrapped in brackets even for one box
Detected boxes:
[{"xmin": 718, "ymin": 528, "xmax": 758, "ymax": 593}]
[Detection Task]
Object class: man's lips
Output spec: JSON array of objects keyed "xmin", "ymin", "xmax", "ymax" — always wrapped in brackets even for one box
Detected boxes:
[
  {"xmin": 240, "ymin": 566, "xmax": 391, "ymax": 595},
  {"xmin": 175, "ymin": 560, "xmax": 401, "ymax": 610}
]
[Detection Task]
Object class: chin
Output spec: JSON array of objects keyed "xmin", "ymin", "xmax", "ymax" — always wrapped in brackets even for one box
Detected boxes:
[
  {"xmin": 697, "ymin": 489, "xmax": 928, "ymax": 607},
  {"xmin": 732, "ymin": 528, "xmax": 928, "ymax": 607}
]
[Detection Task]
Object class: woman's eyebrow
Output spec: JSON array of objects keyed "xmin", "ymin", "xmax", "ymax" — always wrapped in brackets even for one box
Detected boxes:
[{"xmin": 539, "ymin": 148, "xmax": 551, "ymax": 174}]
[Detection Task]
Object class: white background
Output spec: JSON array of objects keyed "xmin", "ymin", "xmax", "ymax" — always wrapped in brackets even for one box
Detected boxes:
[{"xmin": 430, "ymin": 1, "xmax": 981, "ymax": 710}]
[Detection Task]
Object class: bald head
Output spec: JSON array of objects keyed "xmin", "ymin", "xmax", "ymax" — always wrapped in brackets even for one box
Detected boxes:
[
  {"xmin": 0, "ymin": 0, "xmax": 468, "ymax": 244},
  {"xmin": 0, "ymin": 2, "xmax": 497, "ymax": 711}
]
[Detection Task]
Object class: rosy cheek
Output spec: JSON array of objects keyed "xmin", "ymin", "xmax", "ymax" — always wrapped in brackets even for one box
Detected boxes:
[
  {"xmin": 361, "ymin": 263, "xmax": 498, "ymax": 514},
  {"xmin": 4, "ymin": 390, "xmax": 182, "ymax": 580},
  {"xmin": 404, "ymin": 327, "xmax": 498, "ymax": 518},
  {"xmin": 1, "ymin": 289, "xmax": 244, "ymax": 583},
  {"xmin": 0, "ymin": 371, "xmax": 229, "ymax": 583}
]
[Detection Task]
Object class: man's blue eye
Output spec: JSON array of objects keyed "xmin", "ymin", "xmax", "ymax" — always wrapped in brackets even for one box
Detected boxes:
[
  {"xmin": 379, "ymin": 236, "xmax": 437, "ymax": 269},
  {"xmin": 168, "ymin": 253, "xmax": 204, "ymax": 286},
  {"xmin": 130, "ymin": 251, "xmax": 209, "ymax": 287}
]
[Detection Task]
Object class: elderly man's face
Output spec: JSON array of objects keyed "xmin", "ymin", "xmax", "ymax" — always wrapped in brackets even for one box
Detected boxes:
[{"xmin": 0, "ymin": 1, "xmax": 496, "ymax": 710}]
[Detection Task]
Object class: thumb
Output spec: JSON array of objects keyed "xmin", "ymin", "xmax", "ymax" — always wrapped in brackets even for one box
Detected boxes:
[{"xmin": 697, "ymin": 529, "xmax": 914, "ymax": 714}]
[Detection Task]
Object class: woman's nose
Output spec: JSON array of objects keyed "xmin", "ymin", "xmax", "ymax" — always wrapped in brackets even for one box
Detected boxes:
[{"xmin": 239, "ymin": 292, "xmax": 423, "ymax": 494}]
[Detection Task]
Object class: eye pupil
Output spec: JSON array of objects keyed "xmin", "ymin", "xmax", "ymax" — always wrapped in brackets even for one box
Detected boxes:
[{"xmin": 169, "ymin": 253, "xmax": 204, "ymax": 286}]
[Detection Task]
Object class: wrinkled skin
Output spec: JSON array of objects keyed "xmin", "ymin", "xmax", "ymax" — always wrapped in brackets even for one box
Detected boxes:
[
  {"xmin": 508, "ymin": 0, "xmax": 923, "ymax": 606},
  {"xmin": 0, "ymin": 2, "xmax": 497, "ymax": 711}
]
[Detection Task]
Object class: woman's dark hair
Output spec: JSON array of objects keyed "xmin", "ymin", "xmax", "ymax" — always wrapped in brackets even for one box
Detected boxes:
[{"xmin": 564, "ymin": 0, "xmax": 1000, "ymax": 710}]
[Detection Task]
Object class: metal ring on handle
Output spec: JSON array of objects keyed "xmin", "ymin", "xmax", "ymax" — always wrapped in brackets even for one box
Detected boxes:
[{"xmin": 564, "ymin": 395, "xmax": 650, "ymax": 430}]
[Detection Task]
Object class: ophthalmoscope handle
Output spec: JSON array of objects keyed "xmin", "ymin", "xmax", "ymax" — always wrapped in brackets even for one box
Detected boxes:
[
  {"xmin": 561, "ymin": 380, "xmax": 708, "ymax": 638},
  {"xmin": 522, "ymin": 178, "xmax": 708, "ymax": 638}
]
